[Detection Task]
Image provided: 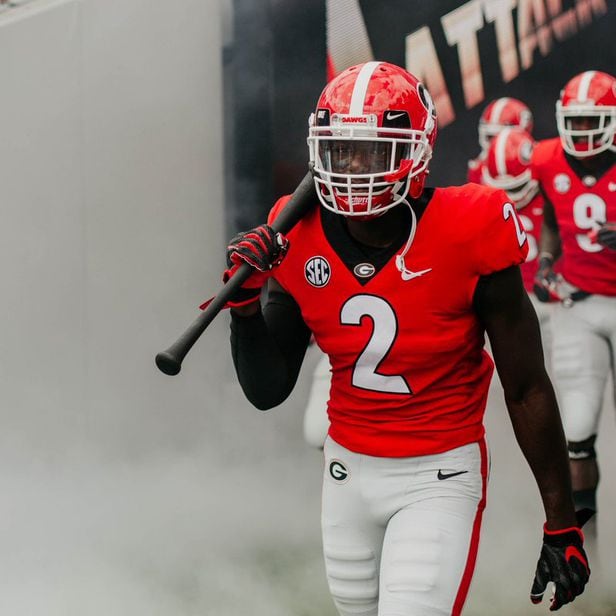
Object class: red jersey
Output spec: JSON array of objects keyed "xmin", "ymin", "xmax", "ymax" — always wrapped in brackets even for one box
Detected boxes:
[
  {"xmin": 516, "ymin": 193, "xmax": 544, "ymax": 292},
  {"xmin": 268, "ymin": 185, "xmax": 528, "ymax": 457},
  {"xmin": 532, "ymin": 138, "xmax": 616, "ymax": 296},
  {"xmin": 467, "ymin": 155, "xmax": 486, "ymax": 184}
]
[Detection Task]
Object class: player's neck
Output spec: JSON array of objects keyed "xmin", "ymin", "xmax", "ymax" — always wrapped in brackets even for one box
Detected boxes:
[
  {"xmin": 345, "ymin": 204, "xmax": 409, "ymax": 248},
  {"xmin": 572, "ymin": 149, "xmax": 615, "ymax": 172}
]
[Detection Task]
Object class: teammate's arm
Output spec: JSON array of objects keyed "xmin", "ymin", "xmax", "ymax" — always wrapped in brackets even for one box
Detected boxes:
[
  {"xmin": 230, "ymin": 278, "xmax": 312, "ymax": 410},
  {"xmin": 534, "ymin": 197, "xmax": 562, "ymax": 301},
  {"xmin": 538, "ymin": 196, "xmax": 562, "ymax": 261}
]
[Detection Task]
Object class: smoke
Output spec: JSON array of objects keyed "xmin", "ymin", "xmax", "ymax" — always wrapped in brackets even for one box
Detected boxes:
[
  {"xmin": 468, "ymin": 378, "xmax": 616, "ymax": 616},
  {"xmin": 0, "ymin": 358, "xmax": 613, "ymax": 615}
]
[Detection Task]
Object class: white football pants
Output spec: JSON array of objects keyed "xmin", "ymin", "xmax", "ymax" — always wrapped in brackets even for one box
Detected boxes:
[
  {"xmin": 322, "ymin": 436, "xmax": 489, "ymax": 616},
  {"xmin": 550, "ymin": 293, "xmax": 616, "ymax": 442}
]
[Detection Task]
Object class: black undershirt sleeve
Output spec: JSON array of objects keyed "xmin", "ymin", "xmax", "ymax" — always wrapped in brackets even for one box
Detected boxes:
[{"xmin": 230, "ymin": 290, "xmax": 312, "ymax": 410}]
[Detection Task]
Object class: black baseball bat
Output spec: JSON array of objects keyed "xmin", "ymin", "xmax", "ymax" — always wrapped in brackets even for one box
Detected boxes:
[{"xmin": 155, "ymin": 170, "xmax": 317, "ymax": 376}]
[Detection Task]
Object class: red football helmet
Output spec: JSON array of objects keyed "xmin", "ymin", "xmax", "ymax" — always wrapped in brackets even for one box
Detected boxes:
[
  {"xmin": 481, "ymin": 127, "xmax": 538, "ymax": 209},
  {"xmin": 308, "ymin": 61, "xmax": 437, "ymax": 217},
  {"xmin": 478, "ymin": 97, "xmax": 533, "ymax": 153},
  {"xmin": 556, "ymin": 70, "xmax": 616, "ymax": 158}
]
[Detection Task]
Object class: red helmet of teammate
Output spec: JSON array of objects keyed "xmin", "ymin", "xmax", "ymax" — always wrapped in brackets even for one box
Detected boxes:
[
  {"xmin": 308, "ymin": 61, "xmax": 437, "ymax": 217},
  {"xmin": 478, "ymin": 97, "xmax": 533, "ymax": 153},
  {"xmin": 556, "ymin": 70, "xmax": 616, "ymax": 158},
  {"xmin": 482, "ymin": 127, "xmax": 539, "ymax": 209}
]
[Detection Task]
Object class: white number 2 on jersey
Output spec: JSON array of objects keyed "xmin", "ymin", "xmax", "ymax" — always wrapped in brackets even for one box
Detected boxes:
[
  {"xmin": 340, "ymin": 294, "xmax": 411, "ymax": 395},
  {"xmin": 503, "ymin": 202, "xmax": 527, "ymax": 247}
]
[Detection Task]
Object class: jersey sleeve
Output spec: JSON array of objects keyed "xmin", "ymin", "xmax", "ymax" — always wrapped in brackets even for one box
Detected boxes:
[
  {"xmin": 530, "ymin": 138, "xmax": 558, "ymax": 185},
  {"xmin": 467, "ymin": 158, "xmax": 484, "ymax": 184},
  {"xmin": 474, "ymin": 187, "xmax": 530, "ymax": 276}
]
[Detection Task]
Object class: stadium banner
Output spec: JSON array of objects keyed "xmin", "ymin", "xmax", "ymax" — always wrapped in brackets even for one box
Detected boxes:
[{"xmin": 226, "ymin": 0, "xmax": 615, "ymax": 231}]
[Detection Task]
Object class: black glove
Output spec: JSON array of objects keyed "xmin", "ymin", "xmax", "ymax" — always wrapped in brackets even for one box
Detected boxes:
[
  {"xmin": 533, "ymin": 254, "xmax": 559, "ymax": 303},
  {"xmin": 530, "ymin": 509, "xmax": 593, "ymax": 611},
  {"xmin": 597, "ymin": 221, "xmax": 616, "ymax": 250},
  {"xmin": 222, "ymin": 224, "xmax": 289, "ymax": 308}
]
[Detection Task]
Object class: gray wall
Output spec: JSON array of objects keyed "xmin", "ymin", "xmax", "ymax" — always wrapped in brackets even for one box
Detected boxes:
[
  {"xmin": 0, "ymin": 5, "xmax": 327, "ymax": 614},
  {"xmin": 0, "ymin": 0, "xmax": 227, "ymax": 457}
]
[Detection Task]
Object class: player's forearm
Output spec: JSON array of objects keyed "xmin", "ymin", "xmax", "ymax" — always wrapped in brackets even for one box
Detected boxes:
[
  {"xmin": 230, "ymin": 293, "xmax": 311, "ymax": 409},
  {"xmin": 505, "ymin": 382, "xmax": 577, "ymax": 530},
  {"xmin": 230, "ymin": 311, "xmax": 296, "ymax": 409}
]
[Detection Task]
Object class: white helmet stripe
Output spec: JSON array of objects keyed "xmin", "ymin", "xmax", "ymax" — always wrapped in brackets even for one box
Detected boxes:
[
  {"xmin": 349, "ymin": 61, "xmax": 381, "ymax": 114},
  {"xmin": 496, "ymin": 128, "xmax": 512, "ymax": 176},
  {"xmin": 576, "ymin": 71, "xmax": 596, "ymax": 102},
  {"xmin": 489, "ymin": 97, "xmax": 511, "ymax": 123}
]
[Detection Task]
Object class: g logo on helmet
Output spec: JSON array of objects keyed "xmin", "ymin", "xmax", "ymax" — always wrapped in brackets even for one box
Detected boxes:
[
  {"xmin": 519, "ymin": 139, "xmax": 533, "ymax": 164},
  {"xmin": 329, "ymin": 459, "xmax": 349, "ymax": 482},
  {"xmin": 305, "ymin": 256, "xmax": 331, "ymax": 288}
]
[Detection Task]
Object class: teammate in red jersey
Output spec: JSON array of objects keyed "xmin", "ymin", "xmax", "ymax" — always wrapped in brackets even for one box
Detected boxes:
[
  {"xmin": 467, "ymin": 97, "xmax": 534, "ymax": 185},
  {"xmin": 480, "ymin": 127, "xmax": 554, "ymax": 356},
  {"xmin": 533, "ymin": 70, "xmax": 616, "ymax": 543},
  {"xmin": 226, "ymin": 62, "xmax": 589, "ymax": 614}
]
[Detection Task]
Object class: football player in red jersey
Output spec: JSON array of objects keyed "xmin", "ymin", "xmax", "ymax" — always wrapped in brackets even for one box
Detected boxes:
[
  {"xmin": 480, "ymin": 128, "xmax": 554, "ymax": 353},
  {"xmin": 226, "ymin": 62, "xmax": 589, "ymax": 614},
  {"xmin": 467, "ymin": 97, "xmax": 534, "ymax": 185},
  {"xmin": 533, "ymin": 70, "xmax": 616, "ymax": 544}
]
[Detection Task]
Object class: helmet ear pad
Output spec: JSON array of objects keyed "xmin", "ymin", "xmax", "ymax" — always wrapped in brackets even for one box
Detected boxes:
[{"xmin": 409, "ymin": 173, "xmax": 427, "ymax": 200}]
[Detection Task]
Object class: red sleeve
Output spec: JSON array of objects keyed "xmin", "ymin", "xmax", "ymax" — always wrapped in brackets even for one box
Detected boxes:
[
  {"xmin": 474, "ymin": 188, "xmax": 530, "ymax": 275},
  {"xmin": 530, "ymin": 138, "xmax": 559, "ymax": 183},
  {"xmin": 467, "ymin": 158, "xmax": 484, "ymax": 184}
]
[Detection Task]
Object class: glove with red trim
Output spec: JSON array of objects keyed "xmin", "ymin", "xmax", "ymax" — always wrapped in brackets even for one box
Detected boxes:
[
  {"xmin": 596, "ymin": 221, "xmax": 616, "ymax": 250},
  {"xmin": 533, "ymin": 254, "xmax": 560, "ymax": 303},
  {"xmin": 220, "ymin": 224, "xmax": 289, "ymax": 308},
  {"xmin": 530, "ymin": 508, "xmax": 593, "ymax": 611}
]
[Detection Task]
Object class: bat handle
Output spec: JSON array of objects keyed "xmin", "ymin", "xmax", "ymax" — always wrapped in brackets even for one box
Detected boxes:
[{"xmin": 155, "ymin": 350, "xmax": 182, "ymax": 376}]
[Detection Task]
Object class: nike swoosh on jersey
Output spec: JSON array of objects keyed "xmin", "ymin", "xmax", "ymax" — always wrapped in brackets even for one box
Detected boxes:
[
  {"xmin": 437, "ymin": 469, "xmax": 469, "ymax": 480},
  {"xmin": 401, "ymin": 267, "xmax": 432, "ymax": 281}
]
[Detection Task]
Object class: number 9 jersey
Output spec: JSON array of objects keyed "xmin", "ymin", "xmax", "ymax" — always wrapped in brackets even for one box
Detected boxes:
[
  {"xmin": 532, "ymin": 137, "xmax": 616, "ymax": 296},
  {"xmin": 268, "ymin": 185, "xmax": 528, "ymax": 457}
]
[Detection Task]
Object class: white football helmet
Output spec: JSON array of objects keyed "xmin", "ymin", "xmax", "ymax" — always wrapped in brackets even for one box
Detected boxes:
[
  {"xmin": 478, "ymin": 97, "xmax": 533, "ymax": 153},
  {"xmin": 482, "ymin": 127, "xmax": 538, "ymax": 209}
]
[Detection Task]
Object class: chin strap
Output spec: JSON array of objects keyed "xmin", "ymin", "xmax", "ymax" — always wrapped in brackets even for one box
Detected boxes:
[{"xmin": 395, "ymin": 201, "xmax": 430, "ymax": 281}]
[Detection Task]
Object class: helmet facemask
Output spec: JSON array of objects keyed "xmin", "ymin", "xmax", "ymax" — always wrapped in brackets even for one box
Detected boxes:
[
  {"xmin": 478, "ymin": 122, "xmax": 504, "ymax": 153},
  {"xmin": 308, "ymin": 114, "xmax": 433, "ymax": 217},
  {"xmin": 556, "ymin": 103, "xmax": 616, "ymax": 157}
]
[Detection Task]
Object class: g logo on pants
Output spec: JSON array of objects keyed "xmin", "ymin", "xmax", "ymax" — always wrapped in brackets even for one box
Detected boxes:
[{"xmin": 329, "ymin": 459, "xmax": 349, "ymax": 483}]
